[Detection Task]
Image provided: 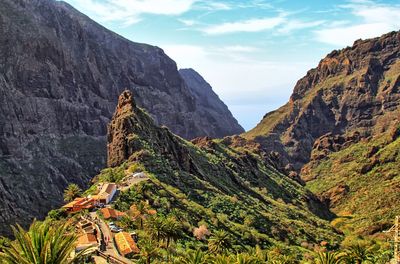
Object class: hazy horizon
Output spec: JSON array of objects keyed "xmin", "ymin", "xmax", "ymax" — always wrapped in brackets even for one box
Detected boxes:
[{"xmin": 62, "ymin": 0, "xmax": 400, "ymax": 130}]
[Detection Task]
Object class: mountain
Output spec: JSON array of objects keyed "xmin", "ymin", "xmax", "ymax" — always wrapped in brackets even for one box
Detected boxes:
[
  {"xmin": 245, "ymin": 31, "xmax": 400, "ymax": 173},
  {"xmin": 179, "ymin": 69, "xmax": 244, "ymax": 137},
  {"xmin": 304, "ymin": 123, "xmax": 399, "ymax": 236},
  {"xmin": 0, "ymin": 0, "xmax": 242, "ymax": 235},
  {"xmin": 245, "ymin": 30, "xmax": 400, "ymax": 235},
  {"xmin": 105, "ymin": 90, "xmax": 340, "ymax": 250}
]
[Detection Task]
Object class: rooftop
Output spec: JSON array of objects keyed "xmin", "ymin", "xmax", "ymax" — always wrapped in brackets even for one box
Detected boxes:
[
  {"xmin": 100, "ymin": 208, "xmax": 125, "ymax": 219},
  {"xmin": 100, "ymin": 183, "xmax": 117, "ymax": 195},
  {"xmin": 115, "ymin": 232, "xmax": 140, "ymax": 256},
  {"xmin": 63, "ymin": 198, "xmax": 95, "ymax": 209},
  {"xmin": 77, "ymin": 233, "xmax": 97, "ymax": 245}
]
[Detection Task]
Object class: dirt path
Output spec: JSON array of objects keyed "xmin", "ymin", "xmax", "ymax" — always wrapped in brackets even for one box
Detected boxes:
[{"xmin": 119, "ymin": 173, "xmax": 149, "ymax": 192}]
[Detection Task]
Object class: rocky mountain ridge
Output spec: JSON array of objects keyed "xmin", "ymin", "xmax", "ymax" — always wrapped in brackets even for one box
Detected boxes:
[
  {"xmin": 0, "ymin": 0, "xmax": 242, "ymax": 235},
  {"xmin": 245, "ymin": 30, "xmax": 400, "ymax": 173},
  {"xmin": 245, "ymin": 30, "xmax": 400, "ymax": 235}
]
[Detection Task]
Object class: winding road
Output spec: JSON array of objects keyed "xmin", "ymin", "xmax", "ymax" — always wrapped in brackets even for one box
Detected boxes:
[{"xmin": 88, "ymin": 212, "xmax": 133, "ymax": 264}]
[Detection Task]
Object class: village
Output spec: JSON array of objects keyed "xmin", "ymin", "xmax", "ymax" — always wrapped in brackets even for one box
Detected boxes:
[{"xmin": 63, "ymin": 172, "xmax": 150, "ymax": 264}]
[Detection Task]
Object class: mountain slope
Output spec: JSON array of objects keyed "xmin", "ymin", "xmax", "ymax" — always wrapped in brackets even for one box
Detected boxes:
[
  {"xmin": 0, "ymin": 0, "xmax": 242, "ymax": 235},
  {"xmin": 304, "ymin": 120, "xmax": 400, "ymax": 236},
  {"xmin": 244, "ymin": 31, "xmax": 400, "ymax": 173},
  {"xmin": 105, "ymin": 90, "xmax": 341, "ymax": 250},
  {"xmin": 244, "ymin": 30, "xmax": 400, "ymax": 236},
  {"xmin": 179, "ymin": 69, "xmax": 244, "ymax": 137}
]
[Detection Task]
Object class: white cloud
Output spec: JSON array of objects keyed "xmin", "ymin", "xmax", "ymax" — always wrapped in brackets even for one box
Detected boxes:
[
  {"xmin": 223, "ymin": 45, "xmax": 259, "ymax": 53},
  {"xmin": 315, "ymin": 23, "xmax": 394, "ymax": 46},
  {"xmin": 161, "ymin": 44, "xmax": 314, "ymax": 130},
  {"xmin": 197, "ymin": 1, "xmax": 232, "ymax": 10},
  {"xmin": 178, "ymin": 19, "xmax": 197, "ymax": 26},
  {"xmin": 278, "ymin": 20, "xmax": 325, "ymax": 34},
  {"xmin": 315, "ymin": 1, "xmax": 400, "ymax": 46},
  {"xmin": 66, "ymin": 0, "xmax": 197, "ymax": 26},
  {"xmin": 202, "ymin": 16, "xmax": 286, "ymax": 35}
]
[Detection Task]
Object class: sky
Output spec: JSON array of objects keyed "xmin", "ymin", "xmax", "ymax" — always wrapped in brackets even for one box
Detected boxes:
[{"xmin": 62, "ymin": 0, "xmax": 400, "ymax": 131}]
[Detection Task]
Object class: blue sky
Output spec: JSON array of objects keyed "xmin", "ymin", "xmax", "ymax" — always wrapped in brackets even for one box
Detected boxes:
[{"xmin": 62, "ymin": 0, "xmax": 400, "ymax": 130}]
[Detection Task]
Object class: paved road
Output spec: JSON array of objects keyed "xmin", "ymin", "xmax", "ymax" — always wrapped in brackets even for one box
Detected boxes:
[
  {"xmin": 90, "ymin": 212, "xmax": 133, "ymax": 264},
  {"xmin": 93, "ymin": 256, "xmax": 108, "ymax": 264}
]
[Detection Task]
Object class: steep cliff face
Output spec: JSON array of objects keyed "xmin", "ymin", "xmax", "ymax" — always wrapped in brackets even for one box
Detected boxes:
[
  {"xmin": 179, "ymin": 69, "xmax": 244, "ymax": 136},
  {"xmin": 245, "ymin": 31, "xmax": 400, "ymax": 172},
  {"xmin": 0, "ymin": 0, "xmax": 241, "ymax": 235},
  {"xmin": 105, "ymin": 90, "xmax": 340, "ymax": 247}
]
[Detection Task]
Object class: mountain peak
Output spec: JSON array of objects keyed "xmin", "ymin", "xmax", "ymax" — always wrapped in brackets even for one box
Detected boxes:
[
  {"xmin": 116, "ymin": 90, "xmax": 137, "ymax": 114},
  {"xmin": 107, "ymin": 90, "xmax": 152, "ymax": 168}
]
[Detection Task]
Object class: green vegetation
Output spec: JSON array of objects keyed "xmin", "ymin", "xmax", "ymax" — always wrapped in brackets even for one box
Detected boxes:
[
  {"xmin": 63, "ymin": 183, "xmax": 82, "ymax": 202},
  {"xmin": 3, "ymin": 88, "xmax": 398, "ymax": 262},
  {"xmin": 97, "ymin": 164, "xmax": 127, "ymax": 183},
  {"xmin": 306, "ymin": 128, "xmax": 400, "ymax": 236},
  {"xmin": 0, "ymin": 220, "xmax": 92, "ymax": 264},
  {"xmin": 96, "ymin": 161, "xmax": 147, "ymax": 183},
  {"xmin": 244, "ymin": 65, "xmax": 363, "ymax": 140},
  {"xmin": 314, "ymin": 252, "xmax": 342, "ymax": 264},
  {"xmin": 47, "ymin": 208, "xmax": 67, "ymax": 221},
  {"xmin": 244, "ymin": 103, "xmax": 290, "ymax": 138},
  {"xmin": 208, "ymin": 230, "xmax": 232, "ymax": 254}
]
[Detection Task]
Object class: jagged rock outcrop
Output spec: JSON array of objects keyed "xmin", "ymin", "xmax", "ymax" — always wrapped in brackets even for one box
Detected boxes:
[
  {"xmin": 309, "ymin": 132, "xmax": 362, "ymax": 161},
  {"xmin": 0, "ymin": 0, "xmax": 241, "ymax": 235},
  {"xmin": 245, "ymin": 31, "xmax": 400, "ymax": 172},
  {"xmin": 179, "ymin": 69, "xmax": 244, "ymax": 136},
  {"xmin": 107, "ymin": 90, "xmax": 196, "ymax": 172}
]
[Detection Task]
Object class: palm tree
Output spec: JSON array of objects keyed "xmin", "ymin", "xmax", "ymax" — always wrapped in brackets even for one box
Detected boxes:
[
  {"xmin": 163, "ymin": 216, "xmax": 181, "ymax": 248},
  {"xmin": 314, "ymin": 252, "xmax": 342, "ymax": 264},
  {"xmin": 63, "ymin": 183, "xmax": 82, "ymax": 202},
  {"xmin": 246, "ymin": 245, "xmax": 267, "ymax": 262},
  {"xmin": 208, "ymin": 230, "xmax": 232, "ymax": 254},
  {"xmin": 118, "ymin": 215, "xmax": 137, "ymax": 230},
  {"xmin": 370, "ymin": 249, "xmax": 392, "ymax": 264},
  {"xmin": 342, "ymin": 244, "xmax": 374, "ymax": 264},
  {"xmin": 234, "ymin": 253, "xmax": 259, "ymax": 264},
  {"xmin": 212, "ymin": 254, "xmax": 232, "ymax": 264},
  {"xmin": 145, "ymin": 216, "xmax": 166, "ymax": 244},
  {"xmin": 177, "ymin": 249, "xmax": 210, "ymax": 264},
  {"xmin": 0, "ymin": 220, "xmax": 92, "ymax": 264},
  {"xmin": 138, "ymin": 239, "xmax": 160, "ymax": 264},
  {"xmin": 137, "ymin": 182, "xmax": 152, "ymax": 197},
  {"xmin": 130, "ymin": 201, "xmax": 150, "ymax": 229}
]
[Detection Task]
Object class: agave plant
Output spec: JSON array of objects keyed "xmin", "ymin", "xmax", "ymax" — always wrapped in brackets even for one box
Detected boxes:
[{"xmin": 0, "ymin": 220, "xmax": 92, "ymax": 264}]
